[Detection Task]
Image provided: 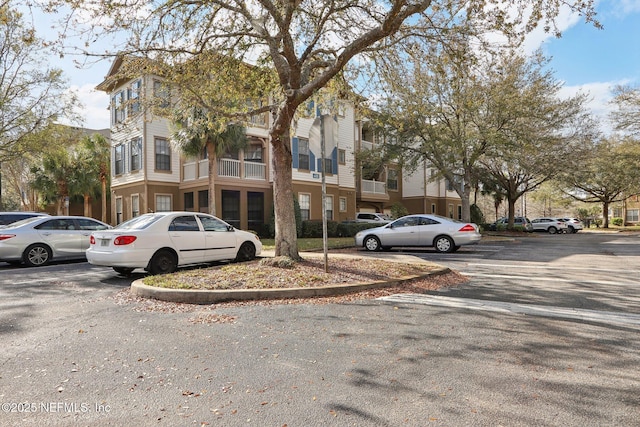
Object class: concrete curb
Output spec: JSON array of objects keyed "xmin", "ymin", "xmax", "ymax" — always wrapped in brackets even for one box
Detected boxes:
[{"xmin": 130, "ymin": 254, "xmax": 451, "ymax": 304}]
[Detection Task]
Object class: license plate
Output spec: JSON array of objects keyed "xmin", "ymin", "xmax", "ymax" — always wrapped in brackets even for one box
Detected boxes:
[{"xmin": 100, "ymin": 239, "xmax": 110, "ymax": 247}]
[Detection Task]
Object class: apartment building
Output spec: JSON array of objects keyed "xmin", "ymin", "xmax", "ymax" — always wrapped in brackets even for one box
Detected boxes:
[{"xmin": 96, "ymin": 57, "xmax": 461, "ymax": 232}]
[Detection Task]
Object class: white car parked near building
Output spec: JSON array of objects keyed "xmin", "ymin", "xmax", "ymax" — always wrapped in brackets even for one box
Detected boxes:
[{"xmin": 87, "ymin": 212, "xmax": 262, "ymax": 275}]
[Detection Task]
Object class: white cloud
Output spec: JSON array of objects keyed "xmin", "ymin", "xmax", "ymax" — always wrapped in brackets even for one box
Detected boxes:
[
  {"xmin": 72, "ymin": 84, "xmax": 110, "ymax": 130},
  {"xmin": 522, "ymin": 4, "xmax": 584, "ymax": 54},
  {"xmin": 558, "ymin": 79, "xmax": 632, "ymax": 135},
  {"xmin": 618, "ymin": 0, "xmax": 640, "ymax": 14}
]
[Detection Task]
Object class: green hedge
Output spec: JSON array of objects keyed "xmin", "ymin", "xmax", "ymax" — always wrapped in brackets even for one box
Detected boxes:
[{"xmin": 301, "ymin": 220, "xmax": 384, "ymax": 238}]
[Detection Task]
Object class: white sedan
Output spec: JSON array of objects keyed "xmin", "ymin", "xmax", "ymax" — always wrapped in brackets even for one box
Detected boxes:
[
  {"xmin": 87, "ymin": 212, "xmax": 262, "ymax": 275},
  {"xmin": 0, "ymin": 216, "xmax": 111, "ymax": 267},
  {"xmin": 355, "ymin": 214, "xmax": 481, "ymax": 253}
]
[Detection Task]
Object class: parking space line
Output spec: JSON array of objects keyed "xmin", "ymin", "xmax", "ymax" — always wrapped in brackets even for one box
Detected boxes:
[
  {"xmin": 459, "ymin": 272, "xmax": 638, "ymax": 287},
  {"xmin": 378, "ymin": 294, "xmax": 640, "ymax": 328}
]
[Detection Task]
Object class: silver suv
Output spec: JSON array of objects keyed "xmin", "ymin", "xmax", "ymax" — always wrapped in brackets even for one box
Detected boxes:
[{"xmin": 355, "ymin": 212, "xmax": 392, "ymax": 224}]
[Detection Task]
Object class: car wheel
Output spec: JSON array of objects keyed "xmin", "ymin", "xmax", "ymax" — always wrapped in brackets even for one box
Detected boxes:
[
  {"xmin": 434, "ymin": 235, "xmax": 455, "ymax": 253},
  {"xmin": 569, "ymin": 226, "xmax": 576, "ymax": 233},
  {"xmin": 548, "ymin": 226, "xmax": 557, "ymax": 234},
  {"xmin": 148, "ymin": 249, "xmax": 178, "ymax": 275},
  {"xmin": 23, "ymin": 244, "xmax": 52, "ymax": 267},
  {"xmin": 113, "ymin": 267, "xmax": 135, "ymax": 276},
  {"xmin": 363, "ymin": 236, "xmax": 381, "ymax": 251},
  {"xmin": 235, "ymin": 242, "xmax": 256, "ymax": 262}
]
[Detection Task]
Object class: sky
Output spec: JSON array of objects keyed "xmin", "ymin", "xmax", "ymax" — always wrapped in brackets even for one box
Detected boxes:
[{"xmin": 42, "ymin": 0, "xmax": 640, "ymax": 133}]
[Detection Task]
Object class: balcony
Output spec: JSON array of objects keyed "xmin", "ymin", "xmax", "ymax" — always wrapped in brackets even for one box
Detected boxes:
[
  {"xmin": 182, "ymin": 158, "xmax": 266, "ymax": 181},
  {"xmin": 218, "ymin": 158, "xmax": 266, "ymax": 180},
  {"xmin": 183, "ymin": 159, "xmax": 209, "ymax": 181},
  {"xmin": 360, "ymin": 140, "xmax": 373, "ymax": 151},
  {"xmin": 358, "ymin": 179, "xmax": 389, "ymax": 202},
  {"xmin": 362, "ymin": 179, "xmax": 386, "ymax": 194}
]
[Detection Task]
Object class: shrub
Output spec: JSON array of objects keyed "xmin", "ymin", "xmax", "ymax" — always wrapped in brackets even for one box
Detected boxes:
[
  {"xmin": 390, "ymin": 202, "xmax": 408, "ymax": 219},
  {"xmin": 611, "ymin": 217, "xmax": 624, "ymax": 226},
  {"xmin": 301, "ymin": 220, "xmax": 339, "ymax": 238},
  {"xmin": 336, "ymin": 222, "xmax": 383, "ymax": 237},
  {"xmin": 470, "ymin": 204, "xmax": 485, "ymax": 225}
]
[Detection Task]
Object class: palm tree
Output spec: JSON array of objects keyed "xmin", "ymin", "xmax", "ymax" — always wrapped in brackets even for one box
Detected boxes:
[
  {"xmin": 80, "ymin": 134, "xmax": 111, "ymax": 222},
  {"xmin": 30, "ymin": 146, "xmax": 73, "ymax": 215},
  {"xmin": 171, "ymin": 108, "xmax": 247, "ymax": 216}
]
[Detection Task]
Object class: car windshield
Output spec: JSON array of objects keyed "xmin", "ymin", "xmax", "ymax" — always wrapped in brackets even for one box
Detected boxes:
[{"xmin": 114, "ymin": 214, "xmax": 163, "ymax": 230}]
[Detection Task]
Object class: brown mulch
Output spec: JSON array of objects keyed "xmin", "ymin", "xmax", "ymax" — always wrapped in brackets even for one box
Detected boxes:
[
  {"xmin": 111, "ymin": 254, "xmax": 468, "ymax": 317},
  {"xmin": 144, "ymin": 256, "xmax": 445, "ymax": 290}
]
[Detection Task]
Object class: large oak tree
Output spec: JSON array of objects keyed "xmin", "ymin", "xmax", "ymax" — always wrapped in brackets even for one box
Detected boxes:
[
  {"xmin": 557, "ymin": 137, "xmax": 640, "ymax": 228},
  {"xmin": 46, "ymin": 0, "xmax": 597, "ymax": 259}
]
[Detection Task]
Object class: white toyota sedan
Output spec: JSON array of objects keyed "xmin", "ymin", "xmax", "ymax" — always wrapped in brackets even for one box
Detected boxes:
[
  {"xmin": 87, "ymin": 212, "xmax": 262, "ymax": 275},
  {"xmin": 0, "ymin": 216, "xmax": 111, "ymax": 267},
  {"xmin": 355, "ymin": 214, "xmax": 481, "ymax": 253}
]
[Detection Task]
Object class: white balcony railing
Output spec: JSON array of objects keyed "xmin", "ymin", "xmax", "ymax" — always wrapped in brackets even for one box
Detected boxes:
[
  {"xmin": 218, "ymin": 158, "xmax": 241, "ymax": 178},
  {"xmin": 185, "ymin": 158, "xmax": 266, "ymax": 181},
  {"xmin": 244, "ymin": 161, "xmax": 266, "ymax": 180},
  {"xmin": 361, "ymin": 140, "xmax": 373, "ymax": 151},
  {"xmin": 183, "ymin": 162, "xmax": 197, "ymax": 181},
  {"xmin": 182, "ymin": 159, "xmax": 213, "ymax": 181},
  {"xmin": 361, "ymin": 179, "xmax": 386, "ymax": 194},
  {"xmin": 198, "ymin": 159, "xmax": 208, "ymax": 178}
]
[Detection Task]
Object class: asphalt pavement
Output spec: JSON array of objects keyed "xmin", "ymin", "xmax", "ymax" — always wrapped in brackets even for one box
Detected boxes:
[{"xmin": 0, "ymin": 231, "xmax": 638, "ymax": 426}]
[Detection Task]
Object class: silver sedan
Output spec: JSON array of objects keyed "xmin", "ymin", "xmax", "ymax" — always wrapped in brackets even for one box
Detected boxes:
[
  {"xmin": 355, "ymin": 214, "xmax": 481, "ymax": 253},
  {"xmin": 0, "ymin": 216, "xmax": 111, "ymax": 267}
]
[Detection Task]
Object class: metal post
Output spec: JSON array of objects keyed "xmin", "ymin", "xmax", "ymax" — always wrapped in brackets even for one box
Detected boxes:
[{"xmin": 320, "ymin": 115, "xmax": 328, "ymax": 272}]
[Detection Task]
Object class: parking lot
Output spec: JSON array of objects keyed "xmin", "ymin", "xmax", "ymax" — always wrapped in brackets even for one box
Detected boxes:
[{"xmin": 1, "ymin": 231, "xmax": 639, "ymax": 426}]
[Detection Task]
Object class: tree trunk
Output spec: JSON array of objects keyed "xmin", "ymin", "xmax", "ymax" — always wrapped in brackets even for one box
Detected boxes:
[
  {"xmin": 461, "ymin": 176, "xmax": 472, "ymax": 222},
  {"xmin": 507, "ymin": 197, "xmax": 517, "ymax": 229},
  {"xmin": 101, "ymin": 175, "xmax": 107, "ymax": 223},
  {"xmin": 271, "ymin": 129, "xmax": 301, "ymax": 261},
  {"xmin": 84, "ymin": 194, "xmax": 91, "ymax": 217},
  {"xmin": 602, "ymin": 202, "xmax": 609, "ymax": 228},
  {"xmin": 207, "ymin": 144, "xmax": 217, "ymax": 216}
]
